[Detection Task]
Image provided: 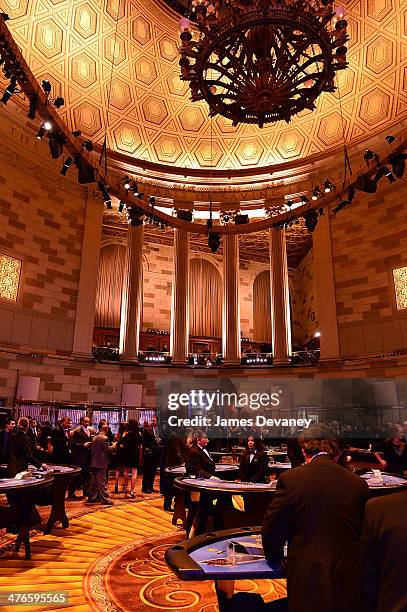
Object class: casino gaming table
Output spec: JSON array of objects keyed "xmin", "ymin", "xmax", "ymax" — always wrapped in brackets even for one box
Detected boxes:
[
  {"xmin": 269, "ymin": 461, "xmax": 292, "ymax": 473},
  {"xmin": 360, "ymin": 471, "xmax": 407, "ymax": 497},
  {"xmin": 166, "ymin": 464, "xmax": 239, "ymax": 529},
  {"xmin": 0, "ymin": 474, "xmax": 54, "ymax": 559},
  {"xmin": 165, "ymin": 525, "xmax": 285, "ymax": 581},
  {"xmin": 174, "ymin": 477, "xmax": 277, "ymax": 532},
  {"xmin": 1, "ymin": 463, "xmax": 81, "ymax": 534}
]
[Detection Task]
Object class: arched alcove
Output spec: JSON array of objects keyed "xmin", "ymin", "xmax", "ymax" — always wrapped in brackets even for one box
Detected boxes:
[{"xmin": 189, "ymin": 258, "xmax": 222, "ymax": 337}]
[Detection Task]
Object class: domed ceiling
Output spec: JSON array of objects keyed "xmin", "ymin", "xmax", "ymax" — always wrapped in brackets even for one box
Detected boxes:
[{"xmin": 4, "ymin": 0, "xmax": 407, "ymax": 171}]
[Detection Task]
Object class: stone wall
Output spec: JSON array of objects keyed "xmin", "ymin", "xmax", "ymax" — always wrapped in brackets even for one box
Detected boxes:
[
  {"xmin": 0, "ymin": 106, "xmax": 87, "ymax": 354},
  {"xmin": 330, "ymin": 180, "xmax": 407, "ymax": 356}
]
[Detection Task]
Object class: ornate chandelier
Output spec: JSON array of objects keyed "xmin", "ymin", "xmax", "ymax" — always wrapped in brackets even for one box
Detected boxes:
[{"xmin": 179, "ymin": 0, "xmax": 348, "ymax": 127}]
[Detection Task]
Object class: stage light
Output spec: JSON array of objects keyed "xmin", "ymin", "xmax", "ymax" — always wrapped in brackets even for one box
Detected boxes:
[
  {"xmin": 83, "ymin": 140, "xmax": 93, "ymax": 152},
  {"xmin": 27, "ymin": 94, "xmax": 38, "ymax": 120},
  {"xmin": 123, "ymin": 176, "xmax": 131, "ymax": 190},
  {"xmin": 311, "ymin": 187, "xmax": 321, "ymax": 200},
  {"xmin": 53, "ymin": 96, "xmax": 64, "ymax": 109},
  {"xmin": 287, "ymin": 199, "xmax": 294, "ymax": 207},
  {"xmin": 1, "ymin": 76, "xmax": 17, "ymax": 104},
  {"xmin": 208, "ymin": 231, "xmax": 221, "ymax": 252},
  {"xmin": 388, "ymin": 152, "xmax": 407, "ymax": 179},
  {"xmin": 41, "ymin": 79, "xmax": 51, "ymax": 94},
  {"xmin": 60, "ymin": 157, "xmax": 72, "ymax": 176},
  {"xmin": 385, "ymin": 135, "xmax": 396, "ymax": 144},
  {"xmin": 48, "ymin": 131, "xmax": 66, "ymax": 159},
  {"xmin": 355, "ymin": 174, "xmax": 377, "ymax": 193},
  {"xmin": 43, "ymin": 121, "xmax": 52, "ymax": 131},
  {"xmin": 148, "ymin": 196, "xmax": 156, "ymax": 206},
  {"xmin": 323, "ymin": 179, "xmax": 333, "ymax": 193},
  {"xmin": 382, "ymin": 166, "xmax": 396, "ymax": 183},
  {"xmin": 72, "ymin": 130, "xmax": 81, "ymax": 137},
  {"xmin": 315, "ymin": 331, "xmax": 321, "ymax": 338},
  {"xmin": 363, "ymin": 149, "xmax": 378, "ymax": 164},
  {"xmin": 304, "ymin": 210, "xmax": 318, "ymax": 232},
  {"xmin": 98, "ymin": 180, "xmax": 112, "ymax": 209}
]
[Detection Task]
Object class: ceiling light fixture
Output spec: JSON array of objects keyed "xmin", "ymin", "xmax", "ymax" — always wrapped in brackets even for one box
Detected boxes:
[{"xmin": 179, "ymin": 0, "xmax": 348, "ymax": 127}]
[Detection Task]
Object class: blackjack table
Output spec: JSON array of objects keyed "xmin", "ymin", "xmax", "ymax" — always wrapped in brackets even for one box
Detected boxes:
[
  {"xmin": 1, "ymin": 463, "xmax": 81, "ymax": 534},
  {"xmin": 165, "ymin": 525, "xmax": 285, "ymax": 581},
  {"xmin": 0, "ymin": 473, "xmax": 54, "ymax": 559}
]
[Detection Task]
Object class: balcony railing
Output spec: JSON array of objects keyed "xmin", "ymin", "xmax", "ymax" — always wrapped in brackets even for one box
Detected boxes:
[{"xmin": 92, "ymin": 346, "xmax": 320, "ymax": 367}]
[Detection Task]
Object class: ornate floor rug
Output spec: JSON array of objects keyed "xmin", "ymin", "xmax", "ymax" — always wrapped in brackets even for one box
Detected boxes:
[{"xmin": 85, "ymin": 532, "xmax": 287, "ymax": 612}]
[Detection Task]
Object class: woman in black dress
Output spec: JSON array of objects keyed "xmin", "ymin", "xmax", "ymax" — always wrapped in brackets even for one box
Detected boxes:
[{"xmin": 117, "ymin": 420, "xmax": 142, "ymax": 498}]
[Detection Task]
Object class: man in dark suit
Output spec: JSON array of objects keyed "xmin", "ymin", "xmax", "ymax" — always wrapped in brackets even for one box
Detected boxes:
[
  {"xmin": 27, "ymin": 418, "xmax": 40, "ymax": 447},
  {"xmin": 86, "ymin": 423, "xmax": 113, "ymax": 505},
  {"xmin": 261, "ymin": 428, "xmax": 369, "ymax": 612},
  {"xmin": 50, "ymin": 416, "xmax": 72, "ymax": 465},
  {"xmin": 71, "ymin": 416, "xmax": 95, "ymax": 497},
  {"xmin": 185, "ymin": 431, "xmax": 218, "ymax": 536},
  {"xmin": 360, "ymin": 491, "xmax": 407, "ymax": 612},
  {"xmin": 0, "ymin": 417, "xmax": 16, "ymax": 469},
  {"xmin": 186, "ymin": 430, "xmax": 216, "ymax": 478},
  {"xmin": 7, "ymin": 417, "xmax": 46, "ymax": 477}
]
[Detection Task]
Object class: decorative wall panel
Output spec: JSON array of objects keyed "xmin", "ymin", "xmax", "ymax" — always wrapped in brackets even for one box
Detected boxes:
[
  {"xmin": 0, "ymin": 253, "xmax": 22, "ymax": 302},
  {"xmin": 393, "ymin": 266, "xmax": 407, "ymax": 310}
]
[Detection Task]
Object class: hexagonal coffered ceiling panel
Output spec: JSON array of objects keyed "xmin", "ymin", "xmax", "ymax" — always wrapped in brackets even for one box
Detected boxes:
[{"xmin": 4, "ymin": 0, "xmax": 407, "ymax": 170}]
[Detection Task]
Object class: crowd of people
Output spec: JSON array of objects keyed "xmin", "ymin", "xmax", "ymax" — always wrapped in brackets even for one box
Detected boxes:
[{"xmin": 0, "ymin": 415, "xmax": 161, "ymax": 505}]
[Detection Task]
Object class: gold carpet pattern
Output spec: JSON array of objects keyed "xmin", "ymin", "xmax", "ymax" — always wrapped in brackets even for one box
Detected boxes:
[{"xmin": 0, "ymin": 499, "xmax": 287, "ymax": 611}]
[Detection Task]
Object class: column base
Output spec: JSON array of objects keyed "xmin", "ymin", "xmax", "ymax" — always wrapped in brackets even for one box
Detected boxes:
[
  {"xmin": 171, "ymin": 359, "xmax": 188, "ymax": 366},
  {"xmin": 71, "ymin": 351, "xmax": 94, "ymax": 361},
  {"xmin": 272, "ymin": 358, "xmax": 291, "ymax": 366},
  {"xmin": 222, "ymin": 359, "xmax": 242, "ymax": 367},
  {"xmin": 119, "ymin": 354, "xmax": 139, "ymax": 364}
]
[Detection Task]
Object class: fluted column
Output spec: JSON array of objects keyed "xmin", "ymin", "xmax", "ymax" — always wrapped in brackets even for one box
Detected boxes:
[
  {"xmin": 222, "ymin": 234, "xmax": 241, "ymax": 365},
  {"xmin": 269, "ymin": 228, "xmax": 292, "ymax": 364},
  {"xmin": 170, "ymin": 228, "xmax": 189, "ymax": 364},
  {"xmin": 313, "ymin": 212, "xmax": 340, "ymax": 359},
  {"xmin": 119, "ymin": 224, "xmax": 144, "ymax": 362},
  {"xmin": 72, "ymin": 194, "xmax": 103, "ymax": 359}
]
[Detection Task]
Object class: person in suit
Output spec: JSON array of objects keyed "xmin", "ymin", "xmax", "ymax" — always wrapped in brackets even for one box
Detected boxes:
[
  {"xmin": 360, "ymin": 490, "xmax": 407, "ymax": 612},
  {"xmin": 7, "ymin": 417, "xmax": 46, "ymax": 477},
  {"xmin": 50, "ymin": 416, "xmax": 72, "ymax": 465},
  {"xmin": 86, "ymin": 423, "xmax": 114, "ymax": 505},
  {"xmin": 239, "ymin": 436, "xmax": 269, "ymax": 483},
  {"xmin": 261, "ymin": 427, "xmax": 370, "ymax": 612},
  {"xmin": 162, "ymin": 429, "xmax": 186, "ymax": 511},
  {"xmin": 142, "ymin": 419, "xmax": 161, "ymax": 494},
  {"xmin": 185, "ymin": 430, "xmax": 216, "ymax": 478},
  {"xmin": 27, "ymin": 418, "xmax": 40, "ymax": 447},
  {"xmin": 71, "ymin": 416, "xmax": 95, "ymax": 498},
  {"xmin": 185, "ymin": 431, "xmax": 218, "ymax": 536},
  {"xmin": 0, "ymin": 417, "xmax": 16, "ymax": 469}
]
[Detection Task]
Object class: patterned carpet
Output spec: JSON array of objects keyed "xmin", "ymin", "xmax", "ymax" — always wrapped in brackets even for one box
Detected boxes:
[{"xmin": 0, "ymin": 482, "xmax": 287, "ymax": 611}]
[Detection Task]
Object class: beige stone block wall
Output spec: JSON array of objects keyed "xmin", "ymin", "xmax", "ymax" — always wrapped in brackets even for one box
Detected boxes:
[
  {"xmin": 0, "ymin": 107, "xmax": 86, "ymax": 354},
  {"xmin": 330, "ymin": 181, "xmax": 407, "ymax": 356}
]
